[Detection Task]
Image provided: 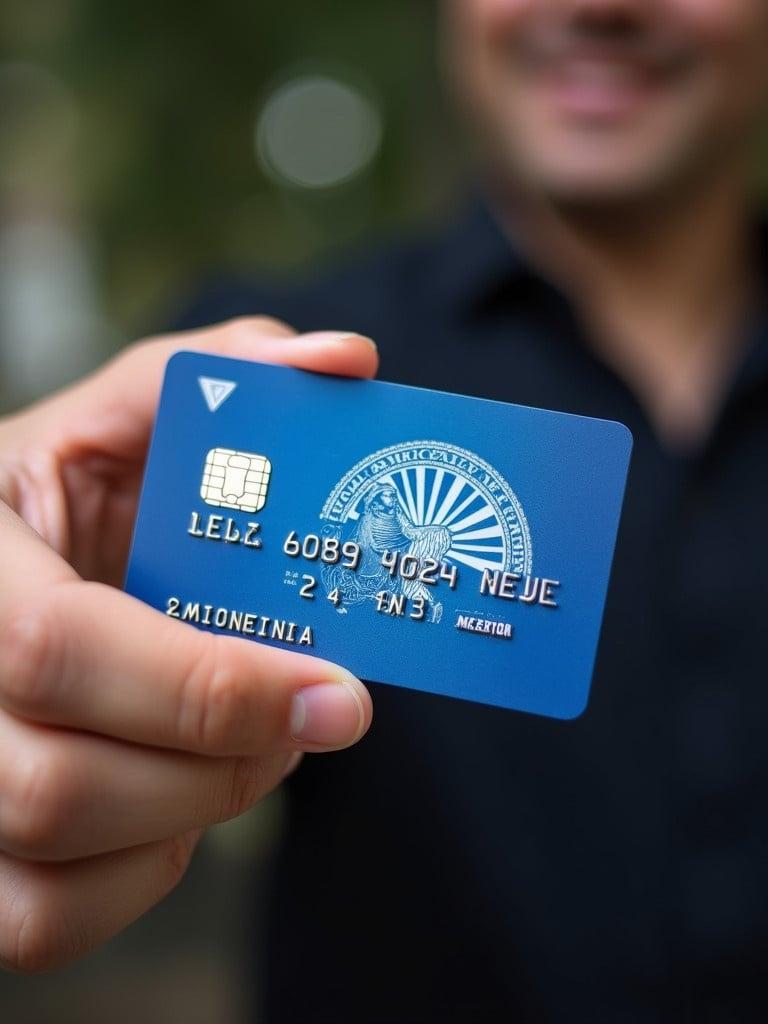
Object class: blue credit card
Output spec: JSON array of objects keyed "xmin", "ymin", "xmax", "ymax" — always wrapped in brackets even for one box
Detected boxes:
[{"xmin": 125, "ymin": 352, "xmax": 632, "ymax": 719}]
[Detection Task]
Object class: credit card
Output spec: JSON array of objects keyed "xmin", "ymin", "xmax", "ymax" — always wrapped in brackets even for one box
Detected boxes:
[{"xmin": 125, "ymin": 352, "xmax": 632, "ymax": 719}]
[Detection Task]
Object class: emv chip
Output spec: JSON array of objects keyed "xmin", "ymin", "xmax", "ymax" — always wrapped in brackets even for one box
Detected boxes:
[{"xmin": 200, "ymin": 447, "xmax": 271, "ymax": 512}]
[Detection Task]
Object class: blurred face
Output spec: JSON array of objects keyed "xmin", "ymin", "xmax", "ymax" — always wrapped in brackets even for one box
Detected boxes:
[{"xmin": 444, "ymin": 0, "xmax": 768, "ymax": 204}]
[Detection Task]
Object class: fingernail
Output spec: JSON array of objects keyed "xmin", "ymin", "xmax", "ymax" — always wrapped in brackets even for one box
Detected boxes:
[
  {"xmin": 283, "ymin": 751, "xmax": 303, "ymax": 777},
  {"xmin": 290, "ymin": 680, "xmax": 366, "ymax": 747},
  {"xmin": 300, "ymin": 331, "xmax": 377, "ymax": 350}
]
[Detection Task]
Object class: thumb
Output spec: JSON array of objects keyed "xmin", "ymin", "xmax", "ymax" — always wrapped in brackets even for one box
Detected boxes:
[{"xmin": 28, "ymin": 317, "xmax": 378, "ymax": 461}]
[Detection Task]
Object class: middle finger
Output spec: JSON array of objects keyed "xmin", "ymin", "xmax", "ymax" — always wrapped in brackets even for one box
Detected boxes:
[{"xmin": 0, "ymin": 710, "xmax": 294, "ymax": 862}]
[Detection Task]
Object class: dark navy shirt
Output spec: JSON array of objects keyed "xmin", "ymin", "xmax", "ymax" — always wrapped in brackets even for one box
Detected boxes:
[{"xmin": 174, "ymin": 200, "xmax": 768, "ymax": 1023}]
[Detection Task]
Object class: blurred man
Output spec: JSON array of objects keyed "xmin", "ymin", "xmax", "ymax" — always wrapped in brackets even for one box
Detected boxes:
[{"xmin": 1, "ymin": 1, "xmax": 767, "ymax": 1022}]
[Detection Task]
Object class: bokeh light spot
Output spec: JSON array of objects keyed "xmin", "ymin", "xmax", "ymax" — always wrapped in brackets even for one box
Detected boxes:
[{"xmin": 256, "ymin": 74, "xmax": 382, "ymax": 189}]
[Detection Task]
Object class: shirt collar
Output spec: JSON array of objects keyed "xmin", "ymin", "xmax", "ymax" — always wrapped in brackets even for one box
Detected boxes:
[
  {"xmin": 437, "ymin": 195, "xmax": 768, "ymax": 396},
  {"xmin": 431, "ymin": 195, "xmax": 538, "ymax": 317},
  {"xmin": 722, "ymin": 219, "xmax": 768, "ymax": 402}
]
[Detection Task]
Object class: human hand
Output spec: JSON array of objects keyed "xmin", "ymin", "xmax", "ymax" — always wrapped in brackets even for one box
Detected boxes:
[{"xmin": 0, "ymin": 318, "xmax": 377, "ymax": 972}]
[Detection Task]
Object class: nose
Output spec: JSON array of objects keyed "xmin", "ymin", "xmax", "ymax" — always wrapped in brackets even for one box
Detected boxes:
[{"xmin": 560, "ymin": 0, "xmax": 653, "ymax": 32}]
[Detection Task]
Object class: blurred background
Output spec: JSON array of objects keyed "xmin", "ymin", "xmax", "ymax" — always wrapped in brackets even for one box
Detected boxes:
[
  {"xmin": 0, "ymin": 0, "xmax": 458, "ymax": 414},
  {"xmin": 0, "ymin": 1, "xmax": 454, "ymax": 1020}
]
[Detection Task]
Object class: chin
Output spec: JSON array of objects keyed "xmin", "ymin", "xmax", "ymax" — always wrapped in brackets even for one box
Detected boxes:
[
  {"xmin": 528, "ymin": 168, "xmax": 669, "ymax": 208},
  {"xmin": 501, "ymin": 135, "xmax": 702, "ymax": 210}
]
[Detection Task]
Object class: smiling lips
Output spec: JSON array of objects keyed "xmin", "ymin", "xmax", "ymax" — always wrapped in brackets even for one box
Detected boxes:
[
  {"xmin": 544, "ymin": 58, "xmax": 658, "ymax": 120},
  {"xmin": 516, "ymin": 25, "xmax": 696, "ymax": 123}
]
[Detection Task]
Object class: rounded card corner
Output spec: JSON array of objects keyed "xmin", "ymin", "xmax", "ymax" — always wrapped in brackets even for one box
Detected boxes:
[
  {"xmin": 555, "ymin": 691, "xmax": 591, "ymax": 721},
  {"xmin": 610, "ymin": 419, "xmax": 634, "ymax": 456},
  {"xmin": 165, "ymin": 349, "xmax": 198, "ymax": 373}
]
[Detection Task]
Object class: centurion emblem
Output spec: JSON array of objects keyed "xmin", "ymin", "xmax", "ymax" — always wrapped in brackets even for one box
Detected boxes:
[{"xmin": 319, "ymin": 440, "xmax": 532, "ymax": 622}]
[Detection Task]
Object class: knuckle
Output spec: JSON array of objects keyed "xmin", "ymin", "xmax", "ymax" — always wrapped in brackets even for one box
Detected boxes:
[
  {"xmin": 3, "ymin": 748, "xmax": 78, "ymax": 858},
  {"xmin": 0, "ymin": 602, "xmax": 59, "ymax": 715},
  {"xmin": 113, "ymin": 335, "xmax": 155, "ymax": 367},
  {"xmin": 217, "ymin": 757, "xmax": 266, "ymax": 822},
  {"xmin": 176, "ymin": 639, "xmax": 252, "ymax": 754}
]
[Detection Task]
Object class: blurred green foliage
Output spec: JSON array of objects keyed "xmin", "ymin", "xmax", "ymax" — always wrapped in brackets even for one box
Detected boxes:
[{"xmin": 1, "ymin": 0, "xmax": 458, "ymax": 335}]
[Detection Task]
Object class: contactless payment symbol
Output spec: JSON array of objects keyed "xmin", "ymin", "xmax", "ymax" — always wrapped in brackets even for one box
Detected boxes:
[{"xmin": 200, "ymin": 448, "xmax": 272, "ymax": 512}]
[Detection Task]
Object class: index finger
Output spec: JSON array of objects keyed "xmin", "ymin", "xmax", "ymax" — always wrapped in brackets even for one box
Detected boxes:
[
  {"xmin": 0, "ymin": 578, "xmax": 372, "ymax": 756},
  {"xmin": 44, "ymin": 320, "xmax": 379, "ymax": 460},
  {"xmin": 0, "ymin": 499, "xmax": 370, "ymax": 755}
]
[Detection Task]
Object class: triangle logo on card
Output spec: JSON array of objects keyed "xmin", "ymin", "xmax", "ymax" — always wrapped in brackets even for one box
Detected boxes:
[{"xmin": 198, "ymin": 376, "xmax": 237, "ymax": 413}]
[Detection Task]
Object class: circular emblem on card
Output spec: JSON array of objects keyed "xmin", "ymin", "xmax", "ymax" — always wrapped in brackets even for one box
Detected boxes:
[{"xmin": 318, "ymin": 440, "xmax": 532, "ymax": 615}]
